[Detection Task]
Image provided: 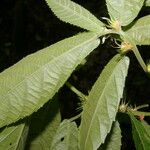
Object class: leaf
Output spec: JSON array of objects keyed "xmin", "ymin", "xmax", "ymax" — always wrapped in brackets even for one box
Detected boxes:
[
  {"xmin": 125, "ymin": 15, "xmax": 150, "ymax": 45},
  {"xmin": 0, "ymin": 32, "xmax": 100, "ymax": 128},
  {"xmin": 145, "ymin": 0, "xmax": 150, "ymax": 6},
  {"xmin": 79, "ymin": 54, "xmax": 129, "ymax": 150},
  {"xmin": 0, "ymin": 122, "xmax": 29, "ymax": 150},
  {"xmin": 98, "ymin": 121, "xmax": 122, "ymax": 150},
  {"xmin": 50, "ymin": 120, "xmax": 78, "ymax": 150},
  {"xmin": 106, "ymin": 0, "xmax": 144, "ymax": 26},
  {"xmin": 46, "ymin": 0, "xmax": 105, "ymax": 33},
  {"xmin": 25, "ymin": 96, "xmax": 61, "ymax": 150},
  {"xmin": 129, "ymin": 113, "xmax": 150, "ymax": 150},
  {"xmin": 141, "ymin": 121, "xmax": 150, "ymax": 137}
]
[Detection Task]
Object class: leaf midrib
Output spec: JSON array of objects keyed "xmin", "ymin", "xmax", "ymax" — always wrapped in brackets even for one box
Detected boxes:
[
  {"xmin": 51, "ymin": 0, "xmax": 103, "ymax": 30},
  {"xmin": 15, "ymin": 124, "xmax": 27, "ymax": 150},
  {"xmin": 131, "ymin": 117, "xmax": 146, "ymax": 150},
  {"xmin": 83, "ymin": 58, "xmax": 123, "ymax": 150},
  {"xmin": 0, "ymin": 124, "xmax": 26, "ymax": 150},
  {"xmin": 66, "ymin": 121, "xmax": 70, "ymax": 150},
  {"xmin": 1, "ymin": 34, "xmax": 97, "ymax": 102},
  {"xmin": 0, "ymin": 127, "xmax": 17, "ymax": 143}
]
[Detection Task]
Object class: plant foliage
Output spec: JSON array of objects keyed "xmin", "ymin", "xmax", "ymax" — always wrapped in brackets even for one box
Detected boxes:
[
  {"xmin": 126, "ymin": 15, "xmax": 150, "ymax": 45},
  {"xmin": 45, "ymin": 0, "xmax": 105, "ymax": 32},
  {"xmin": 129, "ymin": 113, "xmax": 150, "ymax": 150},
  {"xmin": 79, "ymin": 54, "xmax": 129, "ymax": 150},
  {"xmin": 106, "ymin": 0, "xmax": 144, "ymax": 26},
  {"xmin": 0, "ymin": 122, "xmax": 28, "ymax": 150},
  {"xmin": 145, "ymin": 0, "xmax": 150, "ymax": 6},
  {"xmin": 0, "ymin": 0, "xmax": 150, "ymax": 149},
  {"xmin": 26, "ymin": 98, "xmax": 61, "ymax": 150},
  {"xmin": 50, "ymin": 120, "xmax": 78, "ymax": 150},
  {"xmin": 98, "ymin": 121, "xmax": 122, "ymax": 150},
  {"xmin": 0, "ymin": 32, "xmax": 99, "ymax": 127}
]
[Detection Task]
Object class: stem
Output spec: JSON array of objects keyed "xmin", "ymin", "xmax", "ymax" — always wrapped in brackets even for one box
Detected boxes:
[
  {"xmin": 119, "ymin": 30, "xmax": 147, "ymax": 72},
  {"xmin": 128, "ymin": 110, "xmax": 150, "ymax": 117},
  {"xmin": 69, "ymin": 113, "xmax": 82, "ymax": 122},
  {"xmin": 136, "ymin": 104, "xmax": 149, "ymax": 110},
  {"xmin": 66, "ymin": 82, "xmax": 87, "ymax": 101},
  {"xmin": 132, "ymin": 46, "xmax": 147, "ymax": 72}
]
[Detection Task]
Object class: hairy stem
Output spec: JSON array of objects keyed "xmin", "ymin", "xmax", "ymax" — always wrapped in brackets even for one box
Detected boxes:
[
  {"xmin": 128, "ymin": 110, "xmax": 150, "ymax": 117},
  {"xmin": 132, "ymin": 46, "xmax": 147, "ymax": 72},
  {"xmin": 119, "ymin": 30, "xmax": 147, "ymax": 72},
  {"xmin": 69, "ymin": 113, "xmax": 82, "ymax": 122},
  {"xmin": 66, "ymin": 82, "xmax": 87, "ymax": 101},
  {"xmin": 136, "ymin": 104, "xmax": 149, "ymax": 110}
]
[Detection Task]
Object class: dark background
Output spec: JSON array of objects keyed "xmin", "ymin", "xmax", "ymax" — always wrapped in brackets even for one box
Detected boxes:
[{"xmin": 0, "ymin": 0, "xmax": 150, "ymax": 149}]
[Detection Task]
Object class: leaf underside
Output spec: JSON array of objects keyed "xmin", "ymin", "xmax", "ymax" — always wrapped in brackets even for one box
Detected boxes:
[
  {"xmin": 0, "ymin": 32, "xmax": 100, "ymax": 128},
  {"xmin": 106, "ymin": 0, "xmax": 144, "ymax": 26},
  {"xmin": 126, "ymin": 15, "xmax": 150, "ymax": 45},
  {"xmin": 0, "ymin": 122, "xmax": 28, "ymax": 150},
  {"xmin": 45, "ymin": 0, "xmax": 105, "ymax": 32},
  {"xmin": 50, "ymin": 120, "xmax": 78, "ymax": 150},
  {"xmin": 129, "ymin": 113, "xmax": 150, "ymax": 150},
  {"xmin": 26, "ymin": 97, "xmax": 61, "ymax": 150},
  {"xmin": 145, "ymin": 0, "xmax": 150, "ymax": 6},
  {"xmin": 79, "ymin": 54, "xmax": 129, "ymax": 150},
  {"xmin": 98, "ymin": 121, "xmax": 122, "ymax": 150}
]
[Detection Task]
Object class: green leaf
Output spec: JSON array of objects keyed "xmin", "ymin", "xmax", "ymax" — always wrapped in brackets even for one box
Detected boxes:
[
  {"xmin": 106, "ymin": 0, "xmax": 144, "ymax": 26},
  {"xmin": 26, "ymin": 97, "xmax": 61, "ymax": 150},
  {"xmin": 145, "ymin": 0, "xmax": 150, "ymax": 6},
  {"xmin": 141, "ymin": 121, "xmax": 150, "ymax": 137},
  {"xmin": 0, "ymin": 122, "xmax": 29, "ymax": 150},
  {"xmin": 46, "ymin": 0, "xmax": 105, "ymax": 33},
  {"xmin": 50, "ymin": 120, "xmax": 78, "ymax": 150},
  {"xmin": 0, "ymin": 32, "xmax": 100, "ymax": 128},
  {"xmin": 125, "ymin": 15, "xmax": 150, "ymax": 45},
  {"xmin": 129, "ymin": 113, "xmax": 150, "ymax": 150},
  {"xmin": 98, "ymin": 121, "xmax": 122, "ymax": 150},
  {"xmin": 79, "ymin": 54, "xmax": 129, "ymax": 150}
]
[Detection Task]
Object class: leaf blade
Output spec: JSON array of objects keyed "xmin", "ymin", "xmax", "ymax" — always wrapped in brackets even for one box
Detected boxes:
[
  {"xmin": 26, "ymin": 97, "xmax": 61, "ymax": 150},
  {"xmin": 99, "ymin": 121, "xmax": 122, "ymax": 150},
  {"xmin": 0, "ymin": 32, "xmax": 100, "ymax": 128},
  {"xmin": 79, "ymin": 54, "xmax": 129, "ymax": 150},
  {"xmin": 129, "ymin": 113, "xmax": 150, "ymax": 150},
  {"xmin": 145, "ymin": 0, "xmax": 150, "ymax": 6},
  {"xmin": 46, "ymin": 0, "xmax": 105, "ymax": 32},
  {"xmin": 106, "ymin": 0, "xmax": 144, "ymax": 26},
  {"xmin": 50, "ymin": 120, "xmax": 78, "ymax": 150},
  {"xmin": 0, "ymin": 122, "xmax": 29, "ymax": 150},
  {"xmin": 126, "ymin": 15, "xmax": 150, "ymax": 45}
]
